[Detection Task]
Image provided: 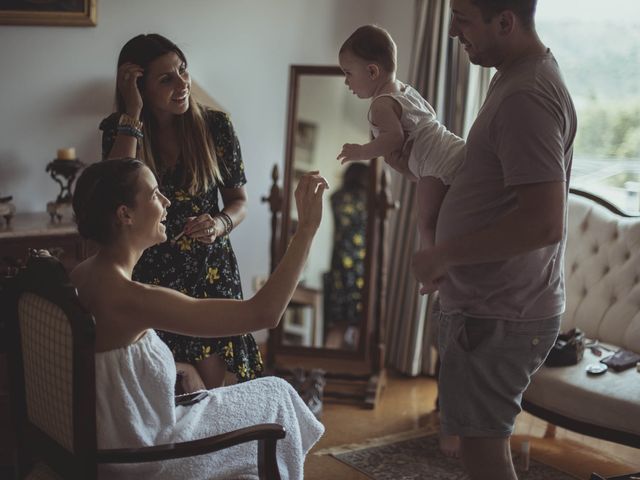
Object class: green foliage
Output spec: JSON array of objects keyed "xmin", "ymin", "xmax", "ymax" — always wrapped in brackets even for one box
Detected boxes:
[
  {"xmin": 537, "ymin": 21, "xmax": 640, "ymax": 101},
  {"xmin": 536, "ymin": 20, "xmax": 640, "ymax": 160},
  {"xmin": 575, "ymin": 101, "xmax": 640, "ymax": 159}
]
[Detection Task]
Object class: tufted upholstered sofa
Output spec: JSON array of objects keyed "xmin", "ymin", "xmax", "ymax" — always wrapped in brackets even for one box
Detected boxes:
[{"xmin": 523, "ymin": 189, "xmax": 640, "ymax": 448}]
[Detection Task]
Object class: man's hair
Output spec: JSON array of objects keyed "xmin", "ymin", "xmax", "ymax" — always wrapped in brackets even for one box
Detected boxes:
[
  {"xmin": 471, "ymin": 0, "xmax": 537, "ymax": 29},
  {"xmin": 339, "ymin": 25, "xmax": 397, "ymax": 73}
]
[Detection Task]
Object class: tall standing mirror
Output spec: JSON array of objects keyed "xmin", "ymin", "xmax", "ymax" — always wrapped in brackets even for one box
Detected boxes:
[
  {"xmin": 264, "ymin": 65, "xmax": 394, "ymax": 407},
  {"xmin": 283, "ymin": 67, "xmax": 371, "ymax": 352}
]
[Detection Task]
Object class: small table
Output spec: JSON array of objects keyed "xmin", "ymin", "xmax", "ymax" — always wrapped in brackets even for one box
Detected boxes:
[{"xmin": 284, "ymin": 286, "xmax": 323, "ymax": 348}]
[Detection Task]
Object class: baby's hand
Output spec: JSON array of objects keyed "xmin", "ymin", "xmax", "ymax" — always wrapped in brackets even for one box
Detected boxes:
[{"xmin": 337, "ymin": 143, "xmax": 366, "ymax": 164}]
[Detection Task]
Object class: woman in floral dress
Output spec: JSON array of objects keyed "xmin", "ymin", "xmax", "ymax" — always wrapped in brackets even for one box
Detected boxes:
[
  {"xmin": 100, "ymin": 33, "xmax": 262, "ymax": 389},
  {"xmin": 324, "ymin": 163, "xmax": 369, "ymax": 349}
]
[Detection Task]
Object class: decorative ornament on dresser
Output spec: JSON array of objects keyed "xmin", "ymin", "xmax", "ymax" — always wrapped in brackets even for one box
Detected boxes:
[
  {"xmin": 0, "ymin": 194, "xmax": 15, "ymax": 227},
  {"xmin": 45, "ymin": 148, "xmax": 85, "ymax": 222}
]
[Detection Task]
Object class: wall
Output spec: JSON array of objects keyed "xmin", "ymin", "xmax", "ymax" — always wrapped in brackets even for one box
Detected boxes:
[{"xmin": 0, "ymin": 0, "xmax": 415, "ymax": 338}]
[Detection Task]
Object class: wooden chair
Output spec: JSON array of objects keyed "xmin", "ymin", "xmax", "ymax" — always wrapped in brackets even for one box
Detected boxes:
[{"xmin": 3, "ymin": 251, "xmax": 285, "ymax": 479}]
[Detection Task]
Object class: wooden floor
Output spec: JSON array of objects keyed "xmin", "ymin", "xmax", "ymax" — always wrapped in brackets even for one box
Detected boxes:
[{"xmin": 305, "ymin": 372, "xmax": 640, "ymax": 479}]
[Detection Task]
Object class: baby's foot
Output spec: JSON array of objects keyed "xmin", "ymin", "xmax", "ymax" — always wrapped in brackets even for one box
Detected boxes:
[{"xmin": 439, "ymin": 434, "xmax": 461, "ymax": 458}]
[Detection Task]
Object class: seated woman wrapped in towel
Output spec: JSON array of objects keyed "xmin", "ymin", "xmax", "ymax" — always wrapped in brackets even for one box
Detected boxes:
[{"xmin": 70, "ymin": 158, "xmax": 327, "ymax": 480}]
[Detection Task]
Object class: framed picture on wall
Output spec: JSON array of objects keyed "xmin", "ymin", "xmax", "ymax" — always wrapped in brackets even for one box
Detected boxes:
[{"xmin": 0, "ymin": 0, "xmax": 97, "ymax": 26}]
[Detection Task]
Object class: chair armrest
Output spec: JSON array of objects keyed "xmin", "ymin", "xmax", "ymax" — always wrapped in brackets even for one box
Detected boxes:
[{"xmin": 96, "ymin": 423, "xmax": 286, "ymax": 463}]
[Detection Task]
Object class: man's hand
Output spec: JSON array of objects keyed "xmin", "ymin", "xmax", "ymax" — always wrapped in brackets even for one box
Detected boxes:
[
  {"xmin": 385, "ymin": 138, "xmax": 417, "ymax": 180},
  {"xmin": 412, "ymin": 246, "xmax": 447, "ymax": 294}
]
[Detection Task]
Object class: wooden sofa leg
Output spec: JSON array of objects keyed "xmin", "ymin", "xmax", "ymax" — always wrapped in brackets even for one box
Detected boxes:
[{"xmin": 544, "ymin": 423, "xmax": 557, "ymax": 439}]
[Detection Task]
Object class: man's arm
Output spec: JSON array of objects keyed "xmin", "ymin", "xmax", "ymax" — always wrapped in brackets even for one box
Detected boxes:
[{"xmin": 413, "ymin": 181, "xmax": 566, "ymax": 291}]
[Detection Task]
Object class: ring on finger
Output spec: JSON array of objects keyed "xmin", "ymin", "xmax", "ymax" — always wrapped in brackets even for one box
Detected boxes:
[{"xmin": 207, "ymin": 227, "xmax": 213, "ymax": 235}]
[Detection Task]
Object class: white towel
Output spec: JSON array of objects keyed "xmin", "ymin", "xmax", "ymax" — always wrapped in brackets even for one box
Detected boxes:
[{"xmin": 95, "ymin": 330, "xmax": 324, "ymax": 479}]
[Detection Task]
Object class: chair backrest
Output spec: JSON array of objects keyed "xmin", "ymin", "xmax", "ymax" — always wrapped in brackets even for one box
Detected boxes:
[
  {"xmin": 4, "ymin": 252, "xmax": 97, "ymax": 479},
  {"xmin": 563, "ymin": 190, "xmax": 640, "ymax": 352}
]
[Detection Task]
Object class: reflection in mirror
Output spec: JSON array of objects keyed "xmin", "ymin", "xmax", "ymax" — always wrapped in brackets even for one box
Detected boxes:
[
  {"xmin": 324, "ymin": 163, "xmax": 369, "ymax": 349},
  {"xmin": 281, "ymin": 73, "xmax": 370, "ymax": 350}
]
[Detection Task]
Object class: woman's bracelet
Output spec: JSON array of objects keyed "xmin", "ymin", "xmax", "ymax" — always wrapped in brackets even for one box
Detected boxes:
[
  {"xmin": 118, "ymin": 112, "xmax": 143, "ymax": 130},
  {"xmin": 215, "ymin": 211, "xmax": 233, "ymax": 235},
  {"xmin": 116, "ymin": 125, "xmax": 144, "ymax": 140},
  {"xmin": 116, "ymin": 113, "xmax": 143, "ymax": 140}
]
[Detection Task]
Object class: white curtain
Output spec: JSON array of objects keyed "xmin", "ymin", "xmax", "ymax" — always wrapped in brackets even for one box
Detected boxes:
[{"xmin": 384, "ymin": 0, "xmax": 490, "ymax": 376}]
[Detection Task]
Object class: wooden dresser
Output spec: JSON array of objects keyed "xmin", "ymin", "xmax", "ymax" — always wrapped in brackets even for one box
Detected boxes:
[
  {"xmin": 0, "ymin": 213, "xmax": 90, "ymax": 275},
  {"xmin": 0, "ymin": 213, "xmax": 92, "ymax": 468}
]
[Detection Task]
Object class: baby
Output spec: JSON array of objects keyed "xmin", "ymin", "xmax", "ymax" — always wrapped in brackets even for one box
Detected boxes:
[
  {"xmin": 337, "ymin": 25, "xmax": 465, "ymax": 259},
  {"xmin": 337, "ymin": 26, "xmax": 465, "ymax": 457}
]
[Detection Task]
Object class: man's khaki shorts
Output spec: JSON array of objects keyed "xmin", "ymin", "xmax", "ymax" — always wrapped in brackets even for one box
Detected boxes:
[{"xmin": 437, "ymin": 311, "xmax": 560, "ymax": 437}]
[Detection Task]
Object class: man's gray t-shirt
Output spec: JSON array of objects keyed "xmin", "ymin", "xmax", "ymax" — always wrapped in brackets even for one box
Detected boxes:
[{"xmin": 436, "ymin": 51, "xmax": 577, "ymax": 321}]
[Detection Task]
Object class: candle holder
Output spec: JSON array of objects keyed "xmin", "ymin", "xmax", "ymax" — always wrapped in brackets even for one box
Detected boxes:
[
  {"xmin": 45, "ymin": 158, "xmax": 85, "ymax": 222},
  {"xmin": 0, "ymin": 195, "xmax": 16, "ymax": 227}
]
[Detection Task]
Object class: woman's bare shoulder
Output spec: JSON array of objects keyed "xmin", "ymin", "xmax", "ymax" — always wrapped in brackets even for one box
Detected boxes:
[
  {"xmin": 69, "ymin": 256, "xmax": 91, "ymax": 285},
  {"xmin": 71, "ymin": 258, "xmax": 138, "ymax": 312}
]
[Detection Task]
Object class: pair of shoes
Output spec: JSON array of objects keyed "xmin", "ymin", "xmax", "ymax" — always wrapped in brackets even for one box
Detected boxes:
[
  {"xmin": 343, "ymin": 326, "xmax": 359, "ymax": 348},
  {"xmin": 283, "ymin": 368, "xmax": 326, "ymax": 420},
  {"xmin": 302, "ymin": 369, "xmax": 326, "ymax": 420}
]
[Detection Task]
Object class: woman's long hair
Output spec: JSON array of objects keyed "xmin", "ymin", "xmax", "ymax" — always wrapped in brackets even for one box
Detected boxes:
[
  {"xmin": 116, "ymin": 33, "xmax": 222, "ymax": 194},
  {"xmin": 342, "ymin": 162, "xmax": 369, "ymax": 191}
]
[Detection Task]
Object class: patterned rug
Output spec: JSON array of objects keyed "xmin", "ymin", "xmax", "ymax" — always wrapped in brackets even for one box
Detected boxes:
[{"xmin": 315, "ymin": 430, "xmax": 578, "ymax": 480}]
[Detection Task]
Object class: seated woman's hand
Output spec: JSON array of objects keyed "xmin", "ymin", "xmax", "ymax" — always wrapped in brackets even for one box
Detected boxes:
[
  {"xmin": 294, "ymin": 171, "xmax": 329, "ymax": 234},
  {"xmin": 176, "ymin": 362, "xmax": 206, "ymax": 393}
]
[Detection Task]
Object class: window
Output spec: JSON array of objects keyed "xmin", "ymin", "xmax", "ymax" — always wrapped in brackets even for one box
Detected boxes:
[{"xmin": 537, "ymin": 0, "xmax": 640, "ymax": 214}]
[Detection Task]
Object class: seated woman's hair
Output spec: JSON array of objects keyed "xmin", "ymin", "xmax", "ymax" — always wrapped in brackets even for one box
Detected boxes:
[{"xmin": 73, "ymin": 158, "xmax": 144, "ymax": 244}]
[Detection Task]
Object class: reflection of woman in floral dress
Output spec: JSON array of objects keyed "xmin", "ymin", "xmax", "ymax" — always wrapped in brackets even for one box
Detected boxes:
[
  {"xmin": 324, "ymin": 163, "xmax": 369, "ymax": 348},
  {"xmin": 100, "ymin": 33, "xmax": 262, "ymax": 389}
]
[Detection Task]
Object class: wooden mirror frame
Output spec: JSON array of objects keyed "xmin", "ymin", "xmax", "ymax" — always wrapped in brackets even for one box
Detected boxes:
[{"xmin": 264, "ymin": 65, "xmax": 396, "ymax": 407}]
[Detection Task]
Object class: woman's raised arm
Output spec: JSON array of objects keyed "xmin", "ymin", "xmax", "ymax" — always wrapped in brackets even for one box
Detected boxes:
[{"xmin": 128, "ymin": 172, "xmax": 329, "ymax": 337}]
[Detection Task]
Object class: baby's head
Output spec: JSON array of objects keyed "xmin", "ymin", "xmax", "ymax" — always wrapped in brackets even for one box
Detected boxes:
[{"xmin": 339, "ymin": 25, "xmax": 397, "ymax": 99}]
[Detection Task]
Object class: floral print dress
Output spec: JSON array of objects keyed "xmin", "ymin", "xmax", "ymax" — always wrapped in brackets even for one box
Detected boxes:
[
  {"xmin": 324, "ymin": 187, "xmax": 368, "ymax": 329},
  {"xmin": 100, "ymin": 109, "xmax": 263, "ymax": 382}
]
